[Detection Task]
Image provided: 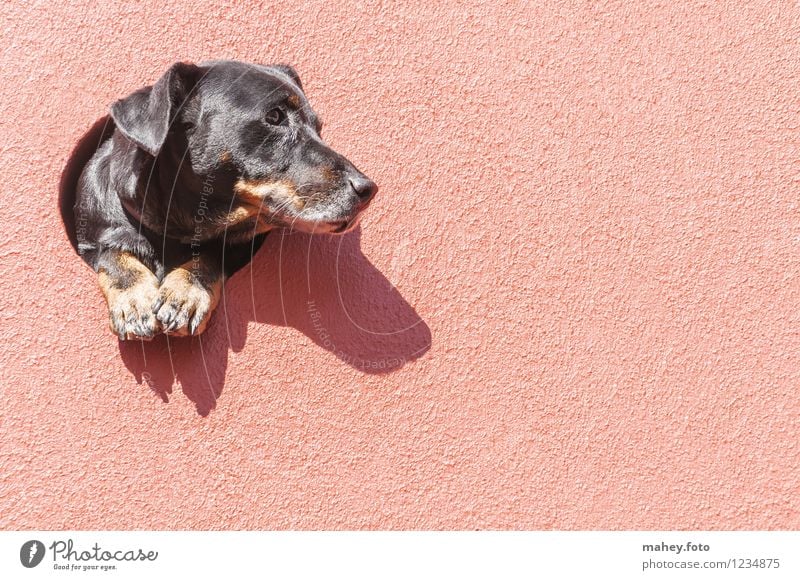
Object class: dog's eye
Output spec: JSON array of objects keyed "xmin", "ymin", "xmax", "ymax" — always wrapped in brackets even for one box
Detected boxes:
[{"xmin": 264, "ymin": 108, "xmax": 285, "ymax": 125}]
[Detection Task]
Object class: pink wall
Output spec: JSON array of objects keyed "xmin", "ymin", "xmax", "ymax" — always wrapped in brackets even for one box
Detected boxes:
[{"xmin": 1, "ymin": 1, "xmax": 798, "ymax": 529}]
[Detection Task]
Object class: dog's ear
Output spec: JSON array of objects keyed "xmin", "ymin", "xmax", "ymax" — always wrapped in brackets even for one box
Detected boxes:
[
  {"xmin": 110, "ymin": 62, "xmax": 201, "ymax": 156},
  {"xmin": 271, "ymin": 64, "xmax": 303, "ymax": 91}
]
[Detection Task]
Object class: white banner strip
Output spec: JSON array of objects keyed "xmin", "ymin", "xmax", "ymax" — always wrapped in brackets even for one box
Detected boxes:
[{"xmin": 1, "ymin": 531, "xmax": 797, "ymax": 579}]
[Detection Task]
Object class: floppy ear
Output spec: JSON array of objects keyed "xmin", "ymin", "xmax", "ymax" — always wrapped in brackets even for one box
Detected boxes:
[
  {"xmin": 110, "ymin": 62, "xmax": 201, "ymax": 156},
  {"xmin": 271, "ymin": 64, "xmax": 303, "ymax": 91}
]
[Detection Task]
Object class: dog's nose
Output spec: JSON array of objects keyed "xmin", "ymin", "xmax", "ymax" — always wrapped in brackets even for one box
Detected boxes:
[{"xmin": 349, "ymin": 176, "xmax": 378, "ymax": 202}]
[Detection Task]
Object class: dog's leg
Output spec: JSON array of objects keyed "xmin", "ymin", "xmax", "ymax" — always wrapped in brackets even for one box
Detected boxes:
[
  {"xmin": 96, "ymin": 250, "xmax": 161, "ymax": 340},
  {"xmin": 154, "ymin": 253, "xmax": 223, "ymax": 337}
]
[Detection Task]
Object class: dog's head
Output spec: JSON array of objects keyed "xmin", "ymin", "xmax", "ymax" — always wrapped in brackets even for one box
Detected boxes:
[{"xmin": 110, "ymin": 60, "xmax": 377, "ymax": 235}]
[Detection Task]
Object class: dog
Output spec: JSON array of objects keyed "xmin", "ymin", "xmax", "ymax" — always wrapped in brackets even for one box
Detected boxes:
[{"xmin": 73, "ymin": 60, "xmax": 377, "ymax": 340}]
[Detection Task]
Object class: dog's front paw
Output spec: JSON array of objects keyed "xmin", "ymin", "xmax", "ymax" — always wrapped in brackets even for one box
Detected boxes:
[
  {"xmin": 154, "ymin": 267, "xmax": 221, "ymax": 336},
  {"xmin": 104, "ymin": 278, "xmax": 161, "ymax": 341}
]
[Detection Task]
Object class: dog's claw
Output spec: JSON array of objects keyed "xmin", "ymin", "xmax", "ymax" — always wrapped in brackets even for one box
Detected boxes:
[
  {"xmin": 107, "ymin": 280, "xmax": 161, "ymax": 341},
  {"xmin": 133, "ymin": 315, "xmax": 156, "ymax": 339},
  {"xmin": 154, "ymin": 269, "xmax": 218, "ymax": 337},
  {"xmin": 157, "ymin": 308, "xmax": 172, "ymax": 327}
]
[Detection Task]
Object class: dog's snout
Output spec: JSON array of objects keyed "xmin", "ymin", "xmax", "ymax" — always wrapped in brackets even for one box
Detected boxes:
[{"xmin": 349, "ymin": 176, "xmax": 378, "ymax": 202}]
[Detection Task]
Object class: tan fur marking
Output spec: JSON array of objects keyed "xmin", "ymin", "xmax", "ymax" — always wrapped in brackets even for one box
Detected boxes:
[
  {"xmin": 97, "ymin": 270, "xmax": 118, "ymax": 301},
  {"xmin": 287, "ymin": 94, "xmax": 301, "ymax": 108},
  {"xmin": 320, "ymin": 165, "xmax": 337, "ymax": 183},
  {"xmin": 99, "ymin": 272, "xmax": 158, "ymax": 307},
  {"xmin": 98, "ymin": 252, "xmax": 160, "ymax": 339},
  {"xmin": 234, "ymin": 179, "xmax": 304, "ymax": 210},
  {"xmin": 170, "ymin": 259, "xmax": 223, "ymax": 296},
  {"xmin": 98, "ymin": 252, "xmax": 156, "ymax": 295},
  {"xmin": 155, "ymin": 261, "xmax": 223, "ymax": 336},
  {"xmin": 224, "ymin": 205, "xmax": 257, "ymax": 225}
]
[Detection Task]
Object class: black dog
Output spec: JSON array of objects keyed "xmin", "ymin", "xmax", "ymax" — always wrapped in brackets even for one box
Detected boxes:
[{"xmin": 73, "ymin": 60, "xmax": 377, "ymax": 340}]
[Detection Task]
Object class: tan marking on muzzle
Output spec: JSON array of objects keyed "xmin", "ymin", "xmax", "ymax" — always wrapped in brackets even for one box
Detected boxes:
[
  {"xmin": 234, "ymin": 179, "xmax": 305, "ymax": 210},
  {"xmin": 320, "ymin": 165, "xmax": 337, "ymax": 183}
]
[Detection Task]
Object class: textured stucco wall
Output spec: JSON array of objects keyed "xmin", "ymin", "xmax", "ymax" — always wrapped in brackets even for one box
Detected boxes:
[{"xmin": 1, "ymin": 1, "xmax": 799, "ymax": 530}]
